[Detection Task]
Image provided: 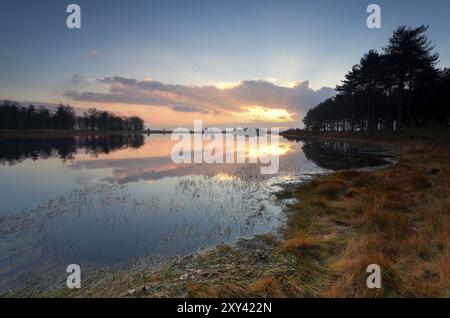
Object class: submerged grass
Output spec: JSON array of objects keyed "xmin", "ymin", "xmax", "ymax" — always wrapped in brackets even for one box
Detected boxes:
[{"xmin": 14, "ymin": 137, "xmax": 450, "ymax": 298}]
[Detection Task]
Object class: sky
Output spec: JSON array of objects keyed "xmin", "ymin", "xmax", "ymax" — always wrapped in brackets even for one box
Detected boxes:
[{"xmin": 1, "ymin": 0, "xmax": 450, "ymax": 129}]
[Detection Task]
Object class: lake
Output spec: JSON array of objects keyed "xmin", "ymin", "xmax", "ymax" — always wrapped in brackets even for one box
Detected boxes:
[{"xmin": 0, "ymin": 134, "xmax": 394, "ymax": 293}]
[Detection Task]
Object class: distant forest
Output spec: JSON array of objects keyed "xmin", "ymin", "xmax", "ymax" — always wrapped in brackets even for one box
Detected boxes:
[
  {"xmin": 0, "ymin": 101, "xmax": 145, "ymax": 131},
  {"xmin": 303, "ymin": 25, "xmax": 450, "ymax": 132}
]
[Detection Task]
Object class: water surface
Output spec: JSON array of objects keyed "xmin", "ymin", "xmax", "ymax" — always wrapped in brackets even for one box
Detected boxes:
[{"xmin": 0, "ymin": 134, "xmax": 393, "ymax": 292}]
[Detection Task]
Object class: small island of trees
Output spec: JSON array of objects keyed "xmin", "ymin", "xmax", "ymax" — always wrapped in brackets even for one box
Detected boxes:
[
  {"xmin": 0, "ymin": 102, "xmax": 145, "ymax": 132},
  {"xmin": 303, "ymin": 25, "xmax": 450, "ymax": 132}
]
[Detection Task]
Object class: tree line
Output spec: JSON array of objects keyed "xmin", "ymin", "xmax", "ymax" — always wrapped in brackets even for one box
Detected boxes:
[
  {"xmin": 303, "ymin": 25, "xmax": 450, "ymax": 132},
  {"xmin": 0, "ymin": 101, "xmax": 145, "ymax": 131}
]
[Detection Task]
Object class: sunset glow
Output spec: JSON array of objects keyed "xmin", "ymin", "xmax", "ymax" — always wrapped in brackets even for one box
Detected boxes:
[
  {"xmin": 247, "ymin": 142, "xmax": 291, "ymax": 159},
  {"xmin": 234, "ymin": 106, "xmax": 294, "ymax": 123}
]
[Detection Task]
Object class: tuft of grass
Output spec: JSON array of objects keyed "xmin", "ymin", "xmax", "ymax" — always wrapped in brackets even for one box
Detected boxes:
[
  {"xmin": 248, "ymin": 277, "xmax": 287, "ymax": 298},
  {"xmin": 314, "ymin": 182, "xmax": 345, "ymax": 198},
  {"xmin": 280, "ymin": 234, "xmax": 321, "ymax": 255}
]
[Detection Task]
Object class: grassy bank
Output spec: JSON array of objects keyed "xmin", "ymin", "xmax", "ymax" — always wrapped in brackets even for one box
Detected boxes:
[
  {"xmin": 281, "ymin": 143, "xmax": 449, "ymax": 297},
  {"xmin": 12, "ymin": 134, "xmax": 450, "ymax": 298},
  {"xmin": 281, "ymin": 127, "xmax": 450, "ymax": 146}
]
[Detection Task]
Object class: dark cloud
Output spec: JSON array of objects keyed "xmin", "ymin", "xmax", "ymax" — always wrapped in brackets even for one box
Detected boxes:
[
  {"xmin": 98, "ymin": 76, "xmax": 137, "ymax": 86},
  {"xmin": 171, "ymin": 105, "xmax": 210, "ymax": 114},
  {"xmin": 70, "ymin": 74, "xmax": 89, "ymax": 86}
]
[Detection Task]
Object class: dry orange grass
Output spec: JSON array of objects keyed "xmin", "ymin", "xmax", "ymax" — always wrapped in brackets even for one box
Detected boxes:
[
  {"xmin": 314, "ymin": 181, "xmax": 345, "ymax": 198},
  {"xmin": 325, "ymin": 233, "xmax": 397, "ymax": 297},
  {"xmin": 248, "ymin": 277, "xmax": 287, "ymax": 298},
  {"xmin": 280, "ymin": 234, "xmax": 321, "ymax": 254},
  {"xmin": 257, "ymin": 142, "xmax": 450, "ymax": 297},
  {"xmin": 311, "ymin": 143, "xmax": 449, "ymax": 297}
]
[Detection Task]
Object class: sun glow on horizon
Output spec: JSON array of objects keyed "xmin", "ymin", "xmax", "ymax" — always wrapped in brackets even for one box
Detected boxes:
[
  {"xmin": 247, "ymin": 143, "xmax": 291, "ymax": 159},
  {"xmin": 233, "ymin": 105, "xmax": 294, "ymax": 123},
  {"xmin": 214, "ymin": 81, "xmax": 241, "ymax": 90}
]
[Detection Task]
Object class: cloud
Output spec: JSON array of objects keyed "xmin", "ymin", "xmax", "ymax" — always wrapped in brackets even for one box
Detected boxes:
[
  {"xmin": 63, "ymin": 76, "xmax": 335, "ymax": 119},
  {"xmin": 70, "ymin": 74, "xmax": 92, "ymax": 86},
  {"xmin": 171, "ymin": 105, "xmax": 209, "ymax": 113},
  {"xmin": 82, "ymin": 49, "xmax": 100, "ymax": 59}
]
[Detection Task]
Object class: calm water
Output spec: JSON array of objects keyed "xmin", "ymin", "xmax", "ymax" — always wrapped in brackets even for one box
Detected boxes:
[{"xmin": 0, "ymin": 134, "xmax": 393, "ymax": 292}]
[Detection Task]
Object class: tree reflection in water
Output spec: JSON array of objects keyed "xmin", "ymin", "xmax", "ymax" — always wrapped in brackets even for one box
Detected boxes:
[
  {"xmin": 283, "ymin": 136, "xmax": 393, "ymax": 170},
  {"xmin": 0, "ymin": 134, "xmax": 145, "ymax": 165}
]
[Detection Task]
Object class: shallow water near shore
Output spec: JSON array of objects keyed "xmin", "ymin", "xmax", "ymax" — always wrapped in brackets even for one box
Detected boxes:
[{"xmin": 0, "ymin": 134, "xmax": 394, "ymax": 293}]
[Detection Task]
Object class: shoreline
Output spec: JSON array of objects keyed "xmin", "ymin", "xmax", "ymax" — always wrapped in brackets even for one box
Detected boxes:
[
  {"xmin": 0, "ymin": 129, "xmax": 179, "ymax": 139},
  {"xmin": 6, "ymin": 133, "xmax": 450, "ymax": 297},
  {"xmin": 0, "ymin": 129, "xmax": 146, "ymax": 139},
  {"xmin": 280, "ymin": 128, "xmax": 450, "ymax": 146},
  {"xmin": 2, "ymin": 128, "xmax": 450, "ymax": 144}
]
